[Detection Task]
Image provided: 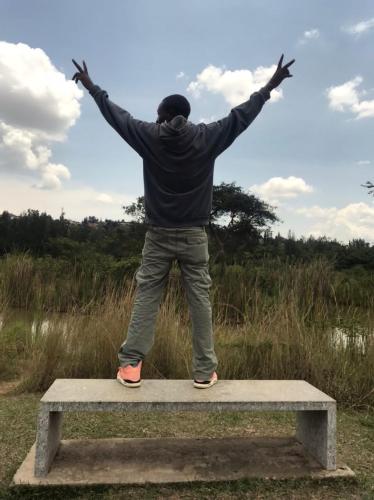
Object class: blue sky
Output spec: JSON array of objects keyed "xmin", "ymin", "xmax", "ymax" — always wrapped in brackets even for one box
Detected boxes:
[{"xmin": 0, "ymin": 0, "xmax": 373, "ymax": 243}]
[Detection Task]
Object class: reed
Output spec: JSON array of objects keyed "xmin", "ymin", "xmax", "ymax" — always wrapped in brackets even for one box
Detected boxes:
[
  {"xmin": 0, "ymin": 254, "xmax": 373, "ymax": 407},
  {"xmin": 1, "ymin": 253, "xmax": 374, "ymax": 314}
]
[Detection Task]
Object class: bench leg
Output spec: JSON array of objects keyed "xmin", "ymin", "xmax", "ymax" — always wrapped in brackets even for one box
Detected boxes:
[
  {"xmin": 296, "ymin": 405, "xmax": 336, "ymax": 470},
  {"xmin": 34, "ymin": 405, "xmax": 63, "ymax": 477}
]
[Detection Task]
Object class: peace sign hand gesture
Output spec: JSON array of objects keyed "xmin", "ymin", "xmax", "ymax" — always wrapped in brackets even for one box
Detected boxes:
[
  {"xmin": 72, "ymin": 59, "xmax": 94, "ymax": 91},
  {"xmin": 266, "ymin": 54, "xmax": 295, "ymax": 91}
]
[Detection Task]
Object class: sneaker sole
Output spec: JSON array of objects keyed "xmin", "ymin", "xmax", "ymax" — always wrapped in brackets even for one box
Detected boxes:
[
  {"xmin": 116, "ymin": 375, "xmax": 142, "ymax": 388},
  {"xmin": 193, "ymin": 378, "xmax": 218, "ymax": 389}
]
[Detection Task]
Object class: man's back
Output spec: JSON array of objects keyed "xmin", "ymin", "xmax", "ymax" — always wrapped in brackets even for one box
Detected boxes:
[{"xmin": 88, "ymin": 84, "xmax": 271, "ymax": 227}]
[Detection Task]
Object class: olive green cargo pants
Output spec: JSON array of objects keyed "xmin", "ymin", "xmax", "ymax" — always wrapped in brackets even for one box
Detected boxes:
[{"xmin": 118, "ymin": 225, "xmax": 218, "ymax": 380}]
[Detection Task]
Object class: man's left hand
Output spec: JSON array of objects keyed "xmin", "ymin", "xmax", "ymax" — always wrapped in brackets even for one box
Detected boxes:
[{"xmin": 265, "ymin": 54, "xmax": 295, "ymax": 91}]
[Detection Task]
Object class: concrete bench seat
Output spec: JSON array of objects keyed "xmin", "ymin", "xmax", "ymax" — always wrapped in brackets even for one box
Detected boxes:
[{"xmin": 33, "ymin": 379, "xmax": 337, "ymax": 478}]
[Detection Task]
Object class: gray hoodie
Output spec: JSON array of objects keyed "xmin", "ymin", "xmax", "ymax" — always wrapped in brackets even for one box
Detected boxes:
[{"xmin": 89, "ymin": 84, "xmax": 271, "ymax": 227}]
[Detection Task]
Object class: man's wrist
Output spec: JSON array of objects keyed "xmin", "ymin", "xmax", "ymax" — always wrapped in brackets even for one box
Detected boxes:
[
  {"xmin": 88, "ymin": 83, "xmax": 103, "ymax": 98},
  {"xmin": 86, "ymin": 81, "xmax": 96, "ymax": 93},
  {"xmin": 263, "ymin": 82, "xmax": 274, "ymax": 92},
  {"xmin": 258, "ymin": 85, "xmax": 272, "ymax": 102}
]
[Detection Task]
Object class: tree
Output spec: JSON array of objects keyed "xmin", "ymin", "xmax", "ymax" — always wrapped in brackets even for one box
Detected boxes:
[
  {"xmin": 209, "ymin": 182, "xmax": 280, "ymax": 262},
  {"xmin": 122, "ymin": 196, "xmax": 146, "ymax": 223},
  {"xmin": 361, "ymin": 181, "xmax": 374, "ymax": 196},
  {"xmin": 122, "ymin": 182, "xmax": 280, "ymax": 263}
]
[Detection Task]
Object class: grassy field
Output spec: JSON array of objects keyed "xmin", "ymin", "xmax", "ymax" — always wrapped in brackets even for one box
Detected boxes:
[
  {"xmin": 0, "ymin": 254, "xmax": 373, "ymax": 497},
  {"xmin": 0, "ymin": 388, "xmax": 373, "ymax": 499},
  {"xmin": 1, "ymin": 270, "xmax": 373, "ymax": 407},
  {"xmin": 2, "ymin": 311, "xmax": 374, "ymax": 409}
]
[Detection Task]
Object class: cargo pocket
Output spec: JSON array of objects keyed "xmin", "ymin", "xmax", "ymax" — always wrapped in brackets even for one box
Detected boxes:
[{"xmin": 185, "ymin": 234, "xmax": 207, "ymax": 245}]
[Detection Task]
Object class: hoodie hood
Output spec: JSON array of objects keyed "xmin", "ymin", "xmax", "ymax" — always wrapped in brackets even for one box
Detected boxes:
[{"xmin": 159, "ymin": 115, "xmax": 196, "ymax": 154}]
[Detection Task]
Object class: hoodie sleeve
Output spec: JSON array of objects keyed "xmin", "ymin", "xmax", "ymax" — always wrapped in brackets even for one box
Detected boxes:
[
  {"xmin": 88, "ymin": 84, "xmax": 158, "ymax": 158},
  {"xmin": 204, "ymin": 87, "xmax": 271, "ymax": 157}
]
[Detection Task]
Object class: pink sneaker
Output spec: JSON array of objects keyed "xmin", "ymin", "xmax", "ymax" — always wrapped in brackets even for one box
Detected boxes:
[
  {"xmin": 117, "ymin": 360, "xmax": 142, "ymax": 388},
  {"xmin": 193, "ymin": 371, "xmax": 218, "ymax": 389}
]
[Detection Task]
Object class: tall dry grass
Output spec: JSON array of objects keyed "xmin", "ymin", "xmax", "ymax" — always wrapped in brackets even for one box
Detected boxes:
[
  {"xmin": 0, "ymin": 255, "xmax": 373, "ymax": 407},
  {"xmin": 1, "ymin": 252, "xmax": 374, "ymax": 314}
]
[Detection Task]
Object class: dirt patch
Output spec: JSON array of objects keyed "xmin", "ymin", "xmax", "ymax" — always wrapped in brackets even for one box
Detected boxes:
[{"xmin": 0, "ymin": 379, "xmax": 22, "ymax": 395}]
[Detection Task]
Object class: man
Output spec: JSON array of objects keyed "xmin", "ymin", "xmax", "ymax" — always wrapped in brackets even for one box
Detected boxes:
[{"xmin": 72, "ymin": 54, "xmax": 295, "ymax": 389}]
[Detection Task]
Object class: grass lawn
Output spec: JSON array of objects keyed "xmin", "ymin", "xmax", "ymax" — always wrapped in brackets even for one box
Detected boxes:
[{"xmin": 0, "ymin": 388, "xmax": 373, "ymax": 499}]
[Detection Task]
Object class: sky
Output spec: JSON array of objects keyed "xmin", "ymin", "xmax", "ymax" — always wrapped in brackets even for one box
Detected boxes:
[{"xmin": 0, "ymin": 0, "xmax": 374, "ymax": 244}]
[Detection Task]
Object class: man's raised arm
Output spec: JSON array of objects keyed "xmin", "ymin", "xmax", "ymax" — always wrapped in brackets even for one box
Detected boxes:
[
  {"xmin": 72, "ymin": 59, "xmax": 157, "ymax": 158},
  {"xmin": 204, "ymin": 86, "xmax": 271, "ymax": 157},
  {"xmin": 204, "ymin": 54, "xmax": 295, "ymax": 158}
]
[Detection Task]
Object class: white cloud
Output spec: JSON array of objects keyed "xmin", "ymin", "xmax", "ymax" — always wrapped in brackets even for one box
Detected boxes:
[
  {"xmin": 176, "ymin": 71, "xmax": 186, "ymax": 79},
  {"xmin": 198, "ymin": 115, "xmax": 217, "ymax": 124},
  {"xmin": 296, "ymin": 205, "xmax": 337, "ymax": 219},
  {"xmin": 326, "ymin": 76, "xmax": 362, "ymax": 111},
  {"xmin": 0, "ymin": 41, "xmax": 83, "ymax": 189},
  {"xmin": 304, "ymin": 28, "xmax": 320, "ymax": 39},
  {"xmin": 0, "ymin": 177, "xmax": 135, "ymax": 221},
  {"xmin": 326, "ymin": 76, "xmax": 374, "ymax": 119},
  {"xmin": 295, "ymin": 202, "xmax": 374, "ymax": 243},
  {"xmin": 342, "ymin": 17, "xmax": 374, "ymax": 36},
  {"xmin": 187, "ymin": 64, "xmax": 283, "ymax": 107},
  {"xmin": 33, "ymin": 164, "xmax": 71, "ymax": 190},
  {"xmin": 96, "ymin": 193, "xmax": 114, "ymax": 203},
  {"xmin": 297, "ymin": 28, "xmax": 320, "ymax": 45},
  {"xmin": 356, "ymin": 160, "xmax": 371, "ymax": 166},
  {"xmin": 249, "ymin": 176, "xmax": 314, "ymax": 205}
]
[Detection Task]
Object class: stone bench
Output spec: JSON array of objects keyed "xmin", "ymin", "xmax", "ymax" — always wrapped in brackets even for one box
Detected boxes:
[{"xmin": 33, "ymin": 379, "xmax": 336, "ymax": 478}]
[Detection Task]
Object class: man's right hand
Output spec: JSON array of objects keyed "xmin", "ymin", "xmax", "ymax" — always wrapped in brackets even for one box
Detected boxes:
[
  {"xmin": 72, "ymin": 59, "xmax": 94, "ymax": 92},
  {"xmin": 264, "ymin": 54, "xmax": 295, "ymax": 92}
]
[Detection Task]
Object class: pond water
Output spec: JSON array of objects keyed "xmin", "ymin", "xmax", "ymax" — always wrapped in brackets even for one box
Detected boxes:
[
  {"xmin": 332, "ymin": 325, "xmax": 370, "ymax": 353},
  {"xmin": 0, "ymin": 307, "xmax": 372, "ymax": 354},
  {"xmin": 0, "ymin": 309, "xmax": 69, "ymax": 344}
]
